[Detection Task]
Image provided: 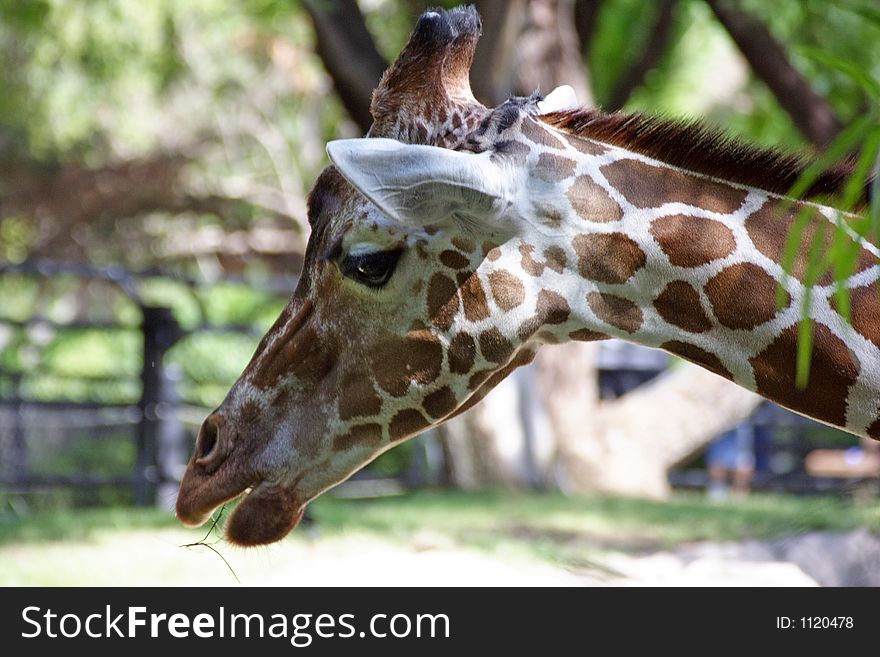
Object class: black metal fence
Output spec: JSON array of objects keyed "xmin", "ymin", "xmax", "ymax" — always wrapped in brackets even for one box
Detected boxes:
[{"xmin": 0, "ymin": 260, "xmax": 293, "ymax": 509}]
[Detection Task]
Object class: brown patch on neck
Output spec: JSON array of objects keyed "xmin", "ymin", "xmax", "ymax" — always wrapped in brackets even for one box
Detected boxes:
[
  {"xmin": 543, "ymin": 246, "xmax": 567, "ymax": 273},
  {"xmin": 521, "ymin": 117, "xmax": 565, "ymax": 149},
  {"xmin": 745, "ymin": 200, "xmax": 877, "ymax": 286},
  {"xmin": 588, "ymin": 292, "xmax": 644, "ymax": 333},
  {"xmin": 388, "ymin": 409, "xmax": 430, "ymax": 442},
  {"xmin": 488, "ymin": 270, "xmax": 526, "ymax": 311},
  {"xmin": 653, "ymin": 281, "xmax": 712, "ymax": 333},
  {"xmin": 704, "ymin": 263, "xmax": 790, "ymax": 330},
  {"xmin": 750, "ymin": 323, "xmax": 860, "ymax": 428},
  {"xmin": 602, "ymin": 159, "xmax": 747, "ymax": 214},
  {"xmin": 449, "ymin": 348, "xmax": 538, "ymax": 420},
  {"xmin": 535, "ymin": 153, "xmax": 577, "ymax": 183},
  {"xmin": 567, "ymin": 175, "xmax": 623, "ymax": 223},
  {"xmin": 519, "ymin": 243, "xmax": 545, "ymax": 276},
  {"xmin": 516, "ymin": 290, "xmax": 572, "ymax": 342},
  {"xmin": 423, "ymin": 386, "xmax": 458, "ymax": 419},
  {"xmin": 537, "ymin": 290, "xmax": 571, "ymax": 325},
  {"xmin": 662, "ymin": 340, "xmax": 733, "ymax": 380},
  {"xmin": 650, "ymin": 215, "xmax": 736, "ymax": 267},
  {"xmin": 560, "ymin": 132, "xmax": 608, "ymax": 156},
  {"xmin": 448, "ymin": 332, "xmax": 476, "ymax": 374},
  {"xmin": 569, "ymin": 328, "xmax": 610, "ymax": 342},
  {"xmin": 333, "ymin": 423, "xmax": 383, "ymax": 452},
  {"xmin": 573, "ymin": 233, "xmax": 646, "ymax": 284},
  {"xmin": 841, "ymin": 281, "xmax": 880, "ymax": 349},
  {"xmin": 479, "ymin": 327, "xmax": 514, "ymax": 363}
]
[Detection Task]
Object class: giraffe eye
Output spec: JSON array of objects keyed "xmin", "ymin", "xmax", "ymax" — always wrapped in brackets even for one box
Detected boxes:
[{"xmin": 340, "ymin": 249, "xmax": 403, "ymax": 288}]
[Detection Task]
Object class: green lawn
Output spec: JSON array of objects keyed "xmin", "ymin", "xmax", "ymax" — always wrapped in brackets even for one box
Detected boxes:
[{"xmin": 1, "ymin": 490, "xmax": 878, "ymax": 585}]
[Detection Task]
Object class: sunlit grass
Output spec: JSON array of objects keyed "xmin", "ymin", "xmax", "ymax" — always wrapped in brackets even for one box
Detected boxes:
[
  {"xmin": 2, "ymin": 490, "xmax": 878, "ymax": 585},
  {"xmin": 309, "ymin": 489, "xmax": 880, "ymax": 549},
  {"xmin": 3, "ymin": 489, "xmax": 877, "ymax": 548}
]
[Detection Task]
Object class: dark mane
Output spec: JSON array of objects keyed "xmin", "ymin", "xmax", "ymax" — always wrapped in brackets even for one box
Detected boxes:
[{"xmin": 540, "ymin": 108, "xmax": 866, "ymax": 204}]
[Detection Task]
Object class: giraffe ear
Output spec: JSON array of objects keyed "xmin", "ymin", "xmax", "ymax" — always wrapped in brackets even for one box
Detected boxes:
[{"xmin": 327, "ymin": 138, "xmax": 511, "ymax": 227}]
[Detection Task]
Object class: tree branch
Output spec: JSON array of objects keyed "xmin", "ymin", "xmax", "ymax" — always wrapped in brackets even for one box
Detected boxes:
[
  {"xmin": 555, "ymin": 363, "xmax": 762, "ymax": 497},
  {"xmin": 606, "ymin": 0, "xmax": 677, "ymax": 111},
  {"xmin": 302, "ymin": 0, "xmax": 388, "ymax": 133},
  {"xmin": 0, "ymin": 150, "xmax": 303, "ymax": 261},
  {"xmin": 1, "ymin": 152, "xmax": 192, "ymax": 228},
  {"xmin": 470, "ymin": 0, "xmax": 529, "ymax": 106},
  {"xmin": 512, "ymin": 0, "xmax": 594, "ymax": 105},
  {"xmin": 706, "ymin": 0, "xmax": 843, "ymax": 148},
  {"xmin": 574, "ymin": 0, "xmax": 603, "ymax": 55}
]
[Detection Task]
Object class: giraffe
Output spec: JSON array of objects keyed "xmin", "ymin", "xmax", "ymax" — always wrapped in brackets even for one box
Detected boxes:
[{"xmin": 176, "ymin": 6, "xmax": 879, "ymax": 546}]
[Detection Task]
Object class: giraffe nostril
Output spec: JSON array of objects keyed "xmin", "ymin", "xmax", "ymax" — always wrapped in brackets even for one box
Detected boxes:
[{"xmin": 195, "ymin": 413, "xmax": 226, "ymax": 468}]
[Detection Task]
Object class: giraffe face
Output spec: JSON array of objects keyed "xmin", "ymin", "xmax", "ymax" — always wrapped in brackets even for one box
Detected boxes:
[
  {"xmin": 176, "ymin": 6, "xmax": 596, "ymax": 546},
  {"xmin": 175, "ymin": 134, "xmax": 563, "ymax": 545}
]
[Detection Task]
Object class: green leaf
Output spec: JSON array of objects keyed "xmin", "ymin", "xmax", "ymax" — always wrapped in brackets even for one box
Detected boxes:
[
  {"xmin": 787, "ymin": 115, "xmax": 874, "ymax": 200},
  {"xmin": 837, "ymin": 1, "xmax": 880, "ymax": 30},
  {"xmin": 783, "ymin": 117, "xmax": 880, "ymax": 388},
  {"xmin": 796, "ymin": 318, "xmax": 814, "ymax": 390},
  {"xmin": 841, "ymin": 125, "xmax": 880, "ymax": 212},
  {"xmin": 871, "ymin": 149, "xmax": 880, "ymax": 245},
  {"xmin": 796, "ymin": 46, "xmax": 880, "ymax": 100}
]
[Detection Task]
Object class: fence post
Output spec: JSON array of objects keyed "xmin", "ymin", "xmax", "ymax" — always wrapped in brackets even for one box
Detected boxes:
[
  {"xmin": 135, "ymin": 306, "xmax": 184, "ymax": 507},
  {"xmin": 156, "ymin": 364, "xmax": 186, "ymax": 510},
  {"xmin": 8, "ymin": 372, "xmax": 27, "ymax": 495}
]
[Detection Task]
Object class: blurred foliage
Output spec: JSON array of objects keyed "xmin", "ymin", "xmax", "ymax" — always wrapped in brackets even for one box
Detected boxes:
[
  {"xmin": 594, "ymin": 0, "xmax": 880, "ymax": 150},
  {"xmin": 0, "ymin": 0, "xmax": 348, "ymax": 160}
]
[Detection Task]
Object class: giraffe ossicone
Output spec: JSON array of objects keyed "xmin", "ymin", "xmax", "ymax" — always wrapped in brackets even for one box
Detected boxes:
[{"xmin": 176, "ymin": 5, "xmax": 879, "ymax": 546}]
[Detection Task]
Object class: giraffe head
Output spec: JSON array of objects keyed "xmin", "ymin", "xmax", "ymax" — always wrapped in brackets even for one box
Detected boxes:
[{"xmin": 176, "ymin": 7, "xmax": 596, "ymax": 545}]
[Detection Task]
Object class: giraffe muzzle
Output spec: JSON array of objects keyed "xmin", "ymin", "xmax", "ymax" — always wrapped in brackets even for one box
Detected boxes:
[
  {"xmin": 176, "ymin": 411, "xmax": 254, "ymax": 528},
  {"xmin": 193, "ymin": 411, "xmax": 230, "ymax": 473}
]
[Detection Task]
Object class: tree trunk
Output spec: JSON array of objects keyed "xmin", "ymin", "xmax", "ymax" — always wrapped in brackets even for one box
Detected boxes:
[
  {"xmin": 302, "ymin": 0, "xmax": 388, "ymax": 134},
  {"xmin": 438, "ymin": 366, "xmax": 556, "ymax": 489},
  {"xmin": 513, "ymin": 0, "xmax": 594, "ymax": 105},
  {"xmin": 553, "ymin": 363, "xmax": 763, "ymax": 498},
  {"xmin": 706, "ymin": 0, "xmax": 843, "ymax": 148}
]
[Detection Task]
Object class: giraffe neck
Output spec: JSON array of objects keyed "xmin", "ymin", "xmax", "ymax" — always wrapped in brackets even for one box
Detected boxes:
[{"xmin": 496, "ymin": 120, "xmax": 880, "ymax": 438}]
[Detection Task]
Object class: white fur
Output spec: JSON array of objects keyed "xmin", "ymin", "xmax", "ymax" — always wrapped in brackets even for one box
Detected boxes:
[
  {"xmin": 327, "ymin": 138, "xmax": 515, "ymax": 227},
  {"xmin": 536, "ymin": 85, "xmax": 579, "ymax": 114}
]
